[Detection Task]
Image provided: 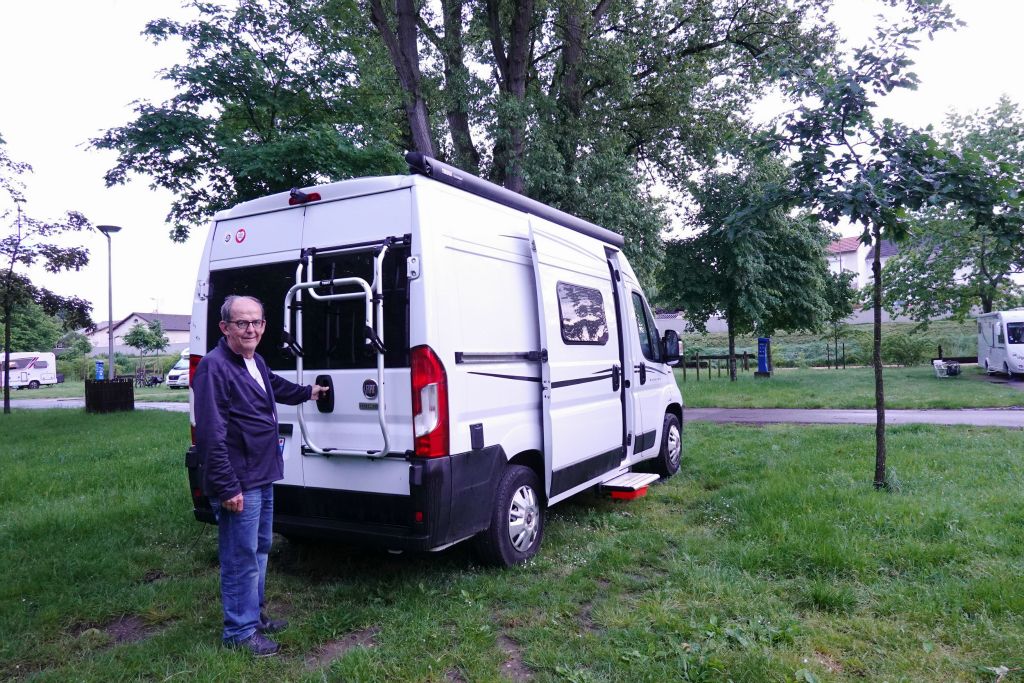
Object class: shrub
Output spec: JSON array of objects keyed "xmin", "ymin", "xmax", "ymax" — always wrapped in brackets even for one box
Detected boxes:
[{"xmin": 881, "ymin": 333, "xmax": 931, "ymax": 366}]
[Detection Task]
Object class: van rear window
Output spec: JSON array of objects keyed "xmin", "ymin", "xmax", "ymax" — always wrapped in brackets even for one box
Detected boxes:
[{"xmin": 207, "ymin": 245, "xmax": 410, "ymax": 370}]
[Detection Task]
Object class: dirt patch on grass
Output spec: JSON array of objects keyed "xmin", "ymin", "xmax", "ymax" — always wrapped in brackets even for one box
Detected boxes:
[
  {"xmin": 445, "ymin": 668, "xmax": 468, "ymax": 682},
  {"xmin": 304, "ymin": 626, "xmax": 379, "ymax": 670},
  {"xmin": 814, "ymin": 651, "xmax": 843, "ymax": 674},
  {"xmin": 498, "ymin": 634, "xmax": 532, "ymax": 681},
  {"xmin": 142, "ymin": 569, "xmax": 167, "ymax": 583},
  {"xmin": 578, "ymin": 602, "xmax": 600, "ymax": 633},
  {"xmin": 72, "ymin": 615, "xmax": 162, "ymax": 646}
]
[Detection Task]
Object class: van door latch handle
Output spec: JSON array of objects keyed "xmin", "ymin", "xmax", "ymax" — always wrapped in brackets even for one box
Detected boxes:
[{"xmin": 611, "ymin": 364, "xmax": 621, "ymax": 391}]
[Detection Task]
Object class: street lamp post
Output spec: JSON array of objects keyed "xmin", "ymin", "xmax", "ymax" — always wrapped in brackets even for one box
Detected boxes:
[{"xmin": 96, "ymin": 225, "xmax": 122, "ymax": 379}]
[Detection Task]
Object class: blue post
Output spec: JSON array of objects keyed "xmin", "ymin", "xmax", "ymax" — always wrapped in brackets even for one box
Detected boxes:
[
  {"xmin": 95, "ymin": 360, "xmax": 105, "ymax": 381},
  {"xmin": 756, "ymin": 337, "xmax": 771, "ymax": 378}
]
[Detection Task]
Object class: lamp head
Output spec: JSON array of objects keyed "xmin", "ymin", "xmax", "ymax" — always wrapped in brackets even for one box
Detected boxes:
[{"xmin": 97, "ymin": 225, "xmax": 122, "ymax": 235}]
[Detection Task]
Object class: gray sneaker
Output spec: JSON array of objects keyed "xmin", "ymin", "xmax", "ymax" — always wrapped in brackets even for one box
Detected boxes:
[
  {"xmin": 228, "ymin": 631, "xmax": 280, "ymax": 657},
  {"xmin": 257, "ymin": 612, "xmax": 289, "ymax": 635}
]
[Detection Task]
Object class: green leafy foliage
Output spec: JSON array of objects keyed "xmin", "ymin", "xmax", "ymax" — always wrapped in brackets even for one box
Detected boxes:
[
  {"xmin": 0, "ymin": 301, "xmax": 62, "ymax": 352},
  {"xmin": 92, "ymin": 0, "xmax": 406, "ymax": 240},
  {"xmin": 883, "ymin": 97, "xmax": 1024, "ymax": 324},
  {"xmin": 880, "ymin": 332, "xmax": 931, "ymax": 367},
  {"xmin": 660, "ymin": 154, "xmax": 832, "ymax": 377},
  {"xmin": 122, "ymin": 320, "xmax": 170, "ymax": 357},
  {"xmin": 56, "ymin": 331, "xmax": 93, "ymax": 359}
]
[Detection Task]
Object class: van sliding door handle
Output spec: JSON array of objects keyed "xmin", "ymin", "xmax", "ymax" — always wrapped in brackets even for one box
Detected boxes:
[
  {"xmin": 636, "ymin": 363, "xmax": 647, "ymax": 385},
  {"xmin": 611, "ymin": 364, "xmax": 621, "ymax": 392}
]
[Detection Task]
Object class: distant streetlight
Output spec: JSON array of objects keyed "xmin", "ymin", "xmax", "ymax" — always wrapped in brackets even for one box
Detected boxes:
[{"xmin": 96, "ymin": 225, "xmax": 122, "ymax": 379}]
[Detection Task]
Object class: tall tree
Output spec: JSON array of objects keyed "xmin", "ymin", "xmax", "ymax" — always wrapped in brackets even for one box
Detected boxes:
[
  {"xmin": 776, "ymin": 3, "xmax": 961, "ymax": 488},
  {"xmin": 883, "ymin": 97, "xmax": 1024, "ymax": 323},
  {"xmin": 659, "ymin": 156, "xmax": 832, "ymax": 380},
  {"xmin": 369, "ymin": 0, "xmax": 841, "ymax": 286},
  {"xmin": 93, "ymin": 0, "xmax": 406, "ymax": 241},
  {"xmin": 1, "ymin": 135, "xmax": 93, "ymax": 414}
]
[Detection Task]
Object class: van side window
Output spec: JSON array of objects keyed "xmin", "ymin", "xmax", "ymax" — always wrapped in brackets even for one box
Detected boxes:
[
  {"xmin": 556, "ymin": 282, "xmax": 609, "ymax": 345},
  {"xmin": 34, "ymin": 361, "xmax": 48, "ymax": 369},
  {"xmin": 1009, "ymin": 323, "xmax": 1023, "ymax": 345},
  {"xmin": 996, "ymin": 323, "xmax": 1005, "ymax": 346},
  {"xmin": 631, "ymin": 292, "xmax": 662, "ymax": 362}
]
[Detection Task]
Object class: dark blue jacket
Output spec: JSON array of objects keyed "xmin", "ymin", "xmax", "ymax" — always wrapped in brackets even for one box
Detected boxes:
[{"xmin": 193, "ymin": 337, "xmax": 311, "ymax": 502}]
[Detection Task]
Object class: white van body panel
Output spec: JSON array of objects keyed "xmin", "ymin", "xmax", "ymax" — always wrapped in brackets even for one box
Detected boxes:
[
  {"xmin": 186, "ymin": 166, "xmax": 683, "ymax": 557},
  {"xmin": 978, "ymin": 309, "xmax": 1024, "ymax": 376}
]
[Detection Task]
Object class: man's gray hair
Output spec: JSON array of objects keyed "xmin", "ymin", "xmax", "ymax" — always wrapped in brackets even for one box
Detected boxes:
[{"xmin": 220, "ymin": 295, "xmax": 264, "ymax": 322}]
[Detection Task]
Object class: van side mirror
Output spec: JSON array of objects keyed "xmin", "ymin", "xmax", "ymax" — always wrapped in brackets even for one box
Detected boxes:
[{"xmin": 662, "ymin": 329, "xmax": 680, "ymax": 365}]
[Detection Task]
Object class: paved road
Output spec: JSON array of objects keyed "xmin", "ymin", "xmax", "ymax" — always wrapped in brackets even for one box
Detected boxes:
[
  {"xmin": 8, "ymin": 397, "xmax": 1022, "ymax": 428},
  {"xmin": 687, "ymin": 407, "xmax": 1023, "ymax": 429},
  {"xmin": 7, "ymin": 398, "xmax": 189, "ymax": 413}
]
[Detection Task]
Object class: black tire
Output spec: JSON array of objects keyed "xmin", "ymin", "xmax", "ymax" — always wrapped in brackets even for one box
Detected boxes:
[
  {"xmin": 28, "ymin": 380, "xmax": 40, "ymax": 389},
  {"xmin": 473, "ymin": 465, "xmax": 544, "ymax": 567},
  {"xmin": 650, "ymin": 413, "xmax": 682, "ymax": 479}
]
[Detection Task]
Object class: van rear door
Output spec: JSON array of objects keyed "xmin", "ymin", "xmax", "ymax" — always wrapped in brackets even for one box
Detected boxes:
[{"xmin": 529, "ymin": 219, "xmax": 625, "ymax": 502}]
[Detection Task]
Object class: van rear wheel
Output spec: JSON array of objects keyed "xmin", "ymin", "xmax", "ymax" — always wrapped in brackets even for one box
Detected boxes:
[
  {"xmin": 473, "ymin": 465, "xmax": 544, "ymax": 567},
  {"xmin": 28, "ymin": 380, "xmax": 40, "ymax": 389}
]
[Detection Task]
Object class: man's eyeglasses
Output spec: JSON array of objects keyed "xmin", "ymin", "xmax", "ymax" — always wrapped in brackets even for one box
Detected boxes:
[{"xmin": 226, "ymin": 319, "xmax": 266, "ymax": 331}]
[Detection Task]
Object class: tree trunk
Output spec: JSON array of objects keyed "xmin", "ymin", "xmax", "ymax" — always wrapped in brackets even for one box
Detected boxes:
[
  {"xmin": 552, "ymin": 0, "xmax": 612, "ymax": 177},
  {"xmin": 369, "ymin": 0, "xmax": 435, "ymax": 157},
  {"xmin": 871, "ymin": 224, "xmax": 887, "ymax": 489},
  {"xmin": 486, "ymin": 0, "xmax": 532, "ymax": 193},
  {"xmin": 438, "ymin": 0, "xmax": 480, "ymax": 173},
  {"xmin": 3, "ymin": 300, "xmax": 11, "ymax": 415},
  {"xmin": 727, "ymin": 315, "xmax": 737, "ymax": 382}
]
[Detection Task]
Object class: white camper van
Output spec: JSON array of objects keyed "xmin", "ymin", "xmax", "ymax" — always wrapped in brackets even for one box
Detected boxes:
[
  {"xmin": 185, "ymin": 154, "xmax": 684, "ymax": 566},
  {"xmin": 1, "ymin": 352, "xmax": 58, "ymax": 389},
  {"xmin": 978, "ymin": 309, "xmax": 1024, "ymax": 377}
]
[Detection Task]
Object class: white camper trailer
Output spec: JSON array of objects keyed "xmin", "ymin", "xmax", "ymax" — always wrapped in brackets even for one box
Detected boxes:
[
  {"xmin": 977, "ymin": 309, "xmax": 1024, "ymax": 378},
  {"xmin": 1, "ymin": 352, "xmax": 58, "ymax": 389},
  {"xmin": 185, "ymin": 154, "xmax": 684, "ymax": 566}
]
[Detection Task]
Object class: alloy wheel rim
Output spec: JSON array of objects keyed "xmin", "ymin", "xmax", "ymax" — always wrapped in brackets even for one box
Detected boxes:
[
  {"xmin": 667, "ymin": 424, "xmax": 681, "ymax": 468},
  {"xmin": 508, "ymin": 484, "xmax": 539, "ymax": 552}
]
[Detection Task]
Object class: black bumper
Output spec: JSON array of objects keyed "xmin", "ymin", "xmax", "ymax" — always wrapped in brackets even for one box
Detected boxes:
[{"xmin": 185, "ymin": 445, "xmax": 505, "ymax": 551}]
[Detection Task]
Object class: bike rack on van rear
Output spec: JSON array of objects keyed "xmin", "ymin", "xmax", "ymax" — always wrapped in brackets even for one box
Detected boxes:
[{"xmin": 283, "ymin": 242, "xmax": 393, "ymax": 458}]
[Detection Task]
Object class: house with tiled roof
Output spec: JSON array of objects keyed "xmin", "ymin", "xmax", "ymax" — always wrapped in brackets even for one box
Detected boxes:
[
  {"xmin": 828, "ymin": 237, "xmax": 899, "ymax": 290},
  {"xmin": 85, "ymin": 312, "xmax": 191, "ymax": 356}
]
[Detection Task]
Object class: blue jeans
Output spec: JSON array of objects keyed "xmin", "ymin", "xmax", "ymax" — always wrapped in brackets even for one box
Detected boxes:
[{"xmin": 211, "ymin": 484, "xmax": 274, "ymax": 644}]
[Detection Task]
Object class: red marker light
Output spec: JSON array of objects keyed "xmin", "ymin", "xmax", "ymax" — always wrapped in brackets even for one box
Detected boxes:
[{"xmin": 288, "ymin": 190, "xmax": 321, "ymax": 205}]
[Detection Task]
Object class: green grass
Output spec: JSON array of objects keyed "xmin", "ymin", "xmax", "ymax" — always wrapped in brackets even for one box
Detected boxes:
[
  {"xmin": 2, "ymin": 411, "xmax": 1024, "ymax": 681},
  {"xmin": 683, "ymin": 319, "xmax": 979, "ymax": 367},
  {"xmin": 5, "ymin": 379, "xmax": 189, "ymax": 402},
  {"xmin": 679, "ymin": 365, "xmax": 1024, "ymax": 409}
]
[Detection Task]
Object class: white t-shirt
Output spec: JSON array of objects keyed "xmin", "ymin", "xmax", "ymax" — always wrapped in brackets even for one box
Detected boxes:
[{"xmin": 243, "ymin": 357, "xmax": 266, "ymax": 392}]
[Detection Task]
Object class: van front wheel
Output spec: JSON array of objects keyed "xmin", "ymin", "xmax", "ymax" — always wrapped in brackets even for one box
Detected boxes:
[
  {"xmin": 473, "ymin": 465, "xmax": 544, "ymax": 567},
  {"xmin": 652, "ymin": 414, "xmax": 682, "ymax": 479}
]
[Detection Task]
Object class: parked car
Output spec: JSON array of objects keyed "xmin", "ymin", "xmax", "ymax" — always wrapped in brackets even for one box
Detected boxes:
[{"xmin": 166, "ymin": 358, "xmax": 190, "ymax": 388}]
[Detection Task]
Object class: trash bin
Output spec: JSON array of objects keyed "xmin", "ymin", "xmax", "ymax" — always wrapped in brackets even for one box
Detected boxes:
[{"xmin": 84, "ymin": 378, "xmax": 135, "ymax": 413}]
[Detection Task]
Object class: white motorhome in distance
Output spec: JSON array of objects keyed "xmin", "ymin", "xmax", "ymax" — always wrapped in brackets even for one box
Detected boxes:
[
  {"xmin": 977, "ymin": 309, "xmax": 1024, "ymax": 378},
  {"xmin": 1, "ymin": 352, "xmax": 58, "ymax": 389},
  {"xmin": 185, "ymin": 153, "xmax": 684, "ymax": 566}
]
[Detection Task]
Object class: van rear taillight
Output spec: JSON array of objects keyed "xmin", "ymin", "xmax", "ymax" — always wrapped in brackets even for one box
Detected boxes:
[
  {"xmin": 410, "ymin": 345, "xmax": 448, "ymax": 457},
  {"xmin": 189, "ymin": 354, "xmax": 202, "ymax": 445}
]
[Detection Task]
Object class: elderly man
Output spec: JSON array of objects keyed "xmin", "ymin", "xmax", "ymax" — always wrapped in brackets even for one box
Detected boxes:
[{"xmin": 193, "ymin": 295, "xmax": 328, "ymax": 656}]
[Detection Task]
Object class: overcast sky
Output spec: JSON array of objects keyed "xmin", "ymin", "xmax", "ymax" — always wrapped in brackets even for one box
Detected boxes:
[{"xmin": 1, "ymin": 0, "xmax": 1022, "ymax": 322}]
